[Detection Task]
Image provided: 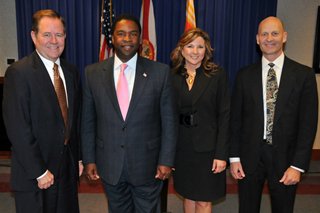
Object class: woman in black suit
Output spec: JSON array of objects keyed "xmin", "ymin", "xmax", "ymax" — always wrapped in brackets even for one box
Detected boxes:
[{"xmin": 171, "ymin": 28, "xmax": 230, "ymax": 212}]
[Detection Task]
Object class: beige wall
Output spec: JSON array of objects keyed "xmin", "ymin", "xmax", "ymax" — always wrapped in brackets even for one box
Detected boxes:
[
  {"xmin": 277, "ymin": 0, "xmax": 320, "ymax": 149},
  {"xmin": 277, "ymin": 0, "xmax": 320, "ymax": 66},
  {"xmin": 0, "ymin": 0, "xmax": 18, "ymax": 76}
]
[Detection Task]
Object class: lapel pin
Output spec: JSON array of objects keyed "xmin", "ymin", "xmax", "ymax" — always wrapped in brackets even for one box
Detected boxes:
[{"xmin": 143, "ymin": 73, "xmax": 147, "ymax": 77}]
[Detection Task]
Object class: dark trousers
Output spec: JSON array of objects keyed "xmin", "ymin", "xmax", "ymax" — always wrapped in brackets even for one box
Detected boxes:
[
  {"xmin": 14, "ymin": 145, "xmax": 79, "ymax": 213},
  {"xmin": 102, "ymin": 166, "xmax": 163, "ymax": 213},
  {"xmin": 238, "ymin": 143, "xmax": 297, "ymax": 213}
]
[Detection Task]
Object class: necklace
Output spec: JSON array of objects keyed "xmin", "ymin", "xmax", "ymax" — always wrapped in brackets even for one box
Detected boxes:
[{"xmin": 186, "ymin": 70, "xmax": 196, "ymax": 90}]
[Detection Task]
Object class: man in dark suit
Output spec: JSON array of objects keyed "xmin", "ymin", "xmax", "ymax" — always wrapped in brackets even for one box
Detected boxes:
[
  {"xmin": 229, "ymin": 16, "xmax": 318, "ymax": 213},
  {"xmin": 2, "ymin": 9, "xmax": 82, "ymax": 213},
  {"xmin": 81, "ymin": 14, "xmax": 177, "ymax": 213}
]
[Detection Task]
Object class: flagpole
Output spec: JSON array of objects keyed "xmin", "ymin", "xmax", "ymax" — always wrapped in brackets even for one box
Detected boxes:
[{"xmin": 185, "ymin": 0, "xmax": 196, "ymax": 31}]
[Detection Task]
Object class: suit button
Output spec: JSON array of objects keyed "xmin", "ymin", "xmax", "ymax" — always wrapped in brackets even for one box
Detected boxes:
[
  {"xmin": 122, "ymin": 126, "xmax": 126, "ymax": 131},
  {"xmin": 120, "ymin": 145, "xmax": 124, "ymax": 148}
]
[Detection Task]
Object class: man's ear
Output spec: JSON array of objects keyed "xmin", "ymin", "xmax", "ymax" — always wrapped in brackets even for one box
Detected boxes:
[
  {"xmin": 31, "ymin": 31, "xmax": 36, "ymax": 43},
  {"xmin": 283, "ymin": 31, "xmax": 288, "ymax": 43},
  {"xmin": 256, "ymin": 34, "xmax": 260, "ymax": 45}
]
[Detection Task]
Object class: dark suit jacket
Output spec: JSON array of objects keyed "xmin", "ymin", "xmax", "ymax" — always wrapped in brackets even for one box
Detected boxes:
[
  {"xmin": 172, "ymin": 67, "xmax": 230, "ymax": 160},
  {"xmin": 230, "ymin": 56, "xmax": 318, "ymax": 175},
  {"xmin": 81, "ymin": 56, "xmax": 177, "ymax": 185},
  {"xmin": 2, "ymin": 51, "xmax": 81, "ymax": 191}
]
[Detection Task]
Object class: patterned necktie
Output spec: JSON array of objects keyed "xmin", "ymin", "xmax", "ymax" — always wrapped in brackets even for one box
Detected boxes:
[
  {"xmin": 53, "ymin": 63, "xmax": 68, "ymax": 127},
  {"xmin": 117, "ymin": 64, "xmax": 129, "ymax": 120},
  {"xmin": 266, "ymin": 63, "xmax": 278, "ymax": 144}
]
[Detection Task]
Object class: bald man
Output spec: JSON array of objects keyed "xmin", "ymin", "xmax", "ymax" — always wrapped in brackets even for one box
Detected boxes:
[{"xmin": 229, "ymin": 16, "xmax": 318, "ymax": 213}]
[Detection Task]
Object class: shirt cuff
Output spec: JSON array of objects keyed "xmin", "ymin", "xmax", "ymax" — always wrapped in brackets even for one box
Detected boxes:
[
  {"xmin": 37, "ymin": 170, "xmax": 48, "ymax": 180},
  {"xmin": 229, "ymin": 157, "xmax": 240, "ymax": 163},
  {"xmin": 290, "ymin": 165, "xmax": 305, "ymax": 173}
]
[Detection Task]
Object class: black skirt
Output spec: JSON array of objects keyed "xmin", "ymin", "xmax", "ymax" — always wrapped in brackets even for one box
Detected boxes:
[{"xmin": 173, "ymin": 135, "xmax": 226, "ymax": 202}]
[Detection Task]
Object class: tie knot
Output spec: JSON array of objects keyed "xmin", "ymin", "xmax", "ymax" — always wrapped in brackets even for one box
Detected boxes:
[
  {"xmin": 53, "ymin": 63, "xmax": 59, "ymax": 70},
  {"xmin": 268, "ymin": 63, "xmax": 275, "ymax": 68},
  {"xmin": 53, "ymin": 63, "xmax": 59, "ymax": 73},
  {"xmin": 120, "ymin": 64, "xmax": 128, "ymax": 73}
]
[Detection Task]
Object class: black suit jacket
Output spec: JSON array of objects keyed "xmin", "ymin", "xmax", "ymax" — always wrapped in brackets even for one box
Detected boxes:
[
  {"xmin": 81, "ymin": 56, "xmax": 177, "ymax": 185},
  {"xmin": 2, "ymin": 51, "xmax": 81, "ymax": 191},
  {"xmin": 172, "ymin": 67, "xmax": 230, "ymax": 160},
  {"xmin": 230, "ymin": 56, "xmax": 318, "ymax": 175}
]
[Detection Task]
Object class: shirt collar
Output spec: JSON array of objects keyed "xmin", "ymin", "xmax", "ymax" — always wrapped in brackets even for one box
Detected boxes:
[
  {"xmin": 114, "ymin": 53, "xmax": 138, "ymax": 70},
  {"xmin": 36, "ymin": 50, "xmax": 60, "ymax": 68},
  {"xmin": 262, "ymin": 52, "xmax": 285, "ymax": 71}
]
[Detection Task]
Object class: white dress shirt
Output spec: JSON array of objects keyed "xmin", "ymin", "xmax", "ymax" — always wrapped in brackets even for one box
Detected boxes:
[
  {"xmin": 262, "ymin": 53, "xmax": 284, "ymax": 139},
  {"xmin": 113, "ymin": 53, "xmax": 137, "ymax": 100}
]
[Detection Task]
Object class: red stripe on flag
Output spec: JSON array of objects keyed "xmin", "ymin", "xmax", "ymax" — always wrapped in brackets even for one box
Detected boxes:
[{"xmin": 142, "ymin": 0, "xmax": 151, "ymax": 40}]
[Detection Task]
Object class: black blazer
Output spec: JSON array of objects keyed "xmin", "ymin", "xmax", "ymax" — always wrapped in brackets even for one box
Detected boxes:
[
  {"xmin": 81, "ymin": 56, "xmax": 177, "ymax": 185},
  {"xmin": 172, "ymin": 67, "xmax": 230, "ymax": 160},
  {"xmin": 3, "ymin": 51, "xmax": 81, "ymax": 191},
  {"xmin": 230, "ymin": 56, "xmax": 318, "ymax": 175}
]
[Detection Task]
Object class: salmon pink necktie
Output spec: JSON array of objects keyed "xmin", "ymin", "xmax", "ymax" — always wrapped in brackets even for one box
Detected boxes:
[{"xmin": 117, "ymin": 64, "xmax": 129, "ymax": 120}]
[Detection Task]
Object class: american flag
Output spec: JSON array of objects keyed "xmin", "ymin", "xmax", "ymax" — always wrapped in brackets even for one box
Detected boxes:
[{"xmin": 99, "ymin": 0, "xmax": 115, "ymax": 61}]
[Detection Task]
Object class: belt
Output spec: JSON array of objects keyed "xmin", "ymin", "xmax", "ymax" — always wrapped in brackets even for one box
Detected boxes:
[
  {"xmin": 180, "ymin": 112, "xmax": 197, "ymax": 127},
  {"xmin": 263, "ymin": 139, "xmax": 272, "ymax": 146}
]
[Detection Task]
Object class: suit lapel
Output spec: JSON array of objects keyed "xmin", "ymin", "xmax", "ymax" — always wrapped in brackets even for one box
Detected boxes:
[
  {"xmin": 31, "ymin": 53, "xmax": 63, "ymax": 122},
  {"xmin": 274, "ymin": 58, "xmax": 295, "ymax": 124},
  {"xmin": 126, "ymin": 57, "xmax": 148, "ymax": 121},
  {"xmin": 251, "ymin": 62, "xmax": 264, "ymax": 125},
  {"xmin": 60, "ymin": 62, "xmax": 74, "ymax": 130},
  {"xmin": 173, "ymin": 74, "xmax": 184, "ymax": 108},
  {"xmin": 191, "ymin": 68, "xmax": 211, "ymax": 105},
  {"xmin": 101, "ymin": 58, "xmax": 124, "ymax": 119}
]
